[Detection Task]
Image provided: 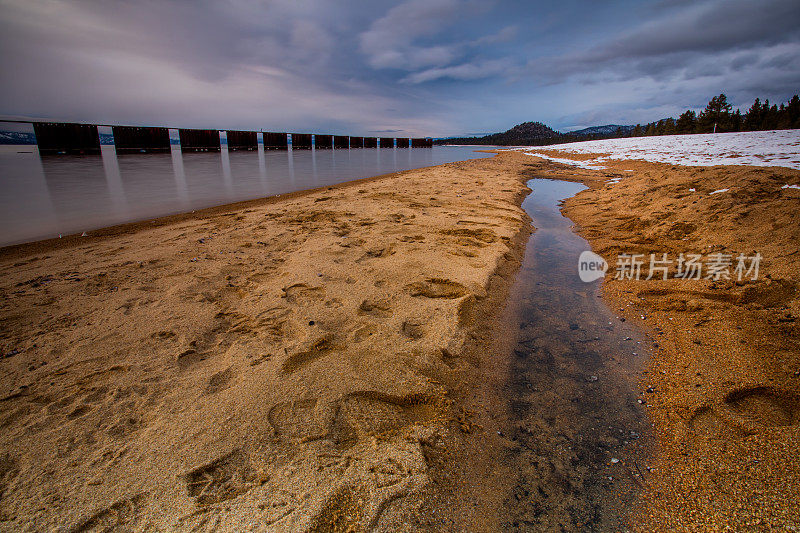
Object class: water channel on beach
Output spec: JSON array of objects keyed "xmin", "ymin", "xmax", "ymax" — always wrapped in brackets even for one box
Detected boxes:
[{"xmin": 498, "ymin": 178, "xmax": 652, "ymax": 531}]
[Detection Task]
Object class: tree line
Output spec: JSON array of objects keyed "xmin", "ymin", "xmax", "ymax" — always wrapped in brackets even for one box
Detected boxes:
[
  {"xmin": 435, "ymin": 93, "xmax": 800, "ymax": 147},
  {"xmin": 628, "ymin": 93, "xmax": 800, "ymax": 137}
]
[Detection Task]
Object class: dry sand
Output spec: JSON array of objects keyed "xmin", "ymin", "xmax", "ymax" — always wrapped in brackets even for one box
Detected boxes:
[
  {"xmin": 0, "ymin": 155, "xmax": 532, "ymax": 531},
  {"xmin": 1, "ymin": 150, "xmax": 798, "ymax": 531}
]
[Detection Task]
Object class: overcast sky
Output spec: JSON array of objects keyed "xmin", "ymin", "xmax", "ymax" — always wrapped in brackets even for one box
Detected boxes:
[{"xmin": 1, "ymin": 0, "xmax": 798, "ymax": 136}]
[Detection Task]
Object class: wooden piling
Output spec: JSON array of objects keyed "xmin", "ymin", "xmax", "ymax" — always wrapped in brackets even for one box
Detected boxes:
[
  {"xmin": 262, "ymin": 132, "xmax": 288, "ymax": 150},
  {"xmin": 33, "ymin": 122, "xmax": 101, "ymax": 155},
  {"xmin": 315, "ymin": 134, "xmax": 333, "ymax": 149},
  {"xmin": 178, "ymin": 129, "xmax": 221, "ymax": 152},
  {"xmin": 411, "ymin": 137, "xmax": 433, "ymax": 148},
  {"xmin": 291, "ymin": 133, "xmax": 312, "ymax": 149},
  {"xmin": 226, "ymin": 130, "xmax": 258, "ymax": 151}
]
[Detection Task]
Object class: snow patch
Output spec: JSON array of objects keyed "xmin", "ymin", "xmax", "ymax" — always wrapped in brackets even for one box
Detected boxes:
[
  {"xmin": 709, "ymin": 188, "xmax": 730, "ymax": 195},
  {"xmin": 510, "ymin": 130, "xmax": 800, "ymax": 170},
  {"xmin": 524, "ymin": 152, "xmax": 608, "ymax": 170},
  {"xmin": 781, "ymin": 184, "xmax": 800, "ymax": 189}
]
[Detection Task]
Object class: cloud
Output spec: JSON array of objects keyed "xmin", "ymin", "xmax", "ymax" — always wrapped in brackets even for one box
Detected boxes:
[
  {"xmin": 528, "ymin": 0, "xmax": 800, "ymax": 82},
  {"xmin": 359, "ymin": 0, "xmax": 463, "ymax": 70},
  {"xmin": 0, "ymin": 0, "xmax": 450, "ymax": 135},
  {"xmin": 473, "ymin": 25, "xmax": 517, "ymax": 45},
  {"xmin": 0, "ymin": 0, "xmax": 798, "ymax": 138},
  {"xmin": 358, "ymin": 0, "xmax": 513, "ymax": 78},
  {"xmin": 401, "ymin": 59, "xmax": 514, "ymax": 83}
]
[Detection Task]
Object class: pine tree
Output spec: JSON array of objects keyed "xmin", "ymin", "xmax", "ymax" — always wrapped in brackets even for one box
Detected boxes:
[
  {"xmin": 697, "ymin": 94, "xmax": 733, "ymax": 133},
  {"xmin": 744, "ymin": 98, "xmax": 762, "ymax": 130},
  {"xmin": 768, "ymin": 104, "xmax": 779, "ymax": 130},
  {"xmin": 633, "ymin": 124, "xmax": 643, "ymax": 136},
  {"xmin": 787, "ymin": 95, "xmax": 800, "ymax": 128},
  {"xmin": 731, "ymin": 109, "xmax": 742, "ymax": 132},
  {"xmin": 676, "ymin": 110, "xmax": 696, "ymax": 134},
  {"xmin": 761, "ymin": 100, "xmax": 771, "ymax": 130},
  {"xmin": 777, "ymin": 104, "xmax": 791, "ymax": 129}
]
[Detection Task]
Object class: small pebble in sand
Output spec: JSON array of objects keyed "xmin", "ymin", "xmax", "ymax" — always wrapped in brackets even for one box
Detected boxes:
[{"xmin": 611, "ymin": 458, "xmax": 619, "ymax": 464}]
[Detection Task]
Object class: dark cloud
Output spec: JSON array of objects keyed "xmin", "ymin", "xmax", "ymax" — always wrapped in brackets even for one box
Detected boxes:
[
  {"xmin": 0, "ymin": 0, "xmax": 798, "ymax": 136},
  {"xmin": 529, "ymin": 0, "xmax": 800, "ymax": 82}
]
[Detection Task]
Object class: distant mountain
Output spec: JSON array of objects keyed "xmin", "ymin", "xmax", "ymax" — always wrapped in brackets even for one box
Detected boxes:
[
  {"xmin": 436, "ymin": 120, "xmax": 647, "ymax": 147},
  {"xmin": 0, "ymin": 131, "xmax": 36, "ymax": 145},
  {"xmin": 567, "ymin": 124, "xmax": 634, "ymax": 136},
  {"xmin": 437, "ymin": 121, "xmax": 563, "ymax": 146}
]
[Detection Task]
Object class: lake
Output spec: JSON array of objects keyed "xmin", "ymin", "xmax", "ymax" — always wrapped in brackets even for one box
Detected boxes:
[{"xmin": 0, "ymin": 144, "xmax": 494, "ymax": 246}]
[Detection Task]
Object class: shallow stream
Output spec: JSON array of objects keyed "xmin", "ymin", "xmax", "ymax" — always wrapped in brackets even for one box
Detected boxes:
[{"xmin": 499, "ymin": 178, "xmax": 652, "ymax": 531}]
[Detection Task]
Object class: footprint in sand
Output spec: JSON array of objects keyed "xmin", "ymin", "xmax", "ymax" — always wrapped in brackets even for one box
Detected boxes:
[
  {"xmin": 358, "ymin": 298, "xmax": 393, "ymax": 318},
  {"xmin": 268, "ymin": 398, "xmax": 328, "ymax": 442},
  {"xmin": 307, "ymin": 485, "xmax": 369, "ymax": 533},
  {"xmin": 723, "ymin": 386, "xmax": 799, "ymax": 427},
  {"xmin": 688, "ymin": 386, "xmax": 799, "ymax": 439},
  {"xmin": 67, "ymin": 493, "xmax": 149, "ymax": 533},
  {"xmin": 406, "ymin": 278, "xmax": 468, "ymax": 299},
  {"xmin": 401, "ymin": 320, "xmax": 425, "ymax": 339},
  {"xmin": 441, "ymin": 227, "xmax": 497, "ymax": 244},
  {"xmin": 281, "ymin": 283, "xmax": 325, "ymax": 305},
  {"xmin": 183, "ymin": 449, "xmax": 257, "ymax": 506},
  {"xmin": 203, "ymin": 367, "xmax": 235, "ymax": 395},
  {"xmin": 332, "ymin": 391, "xmax": 439, "ymax": 448},
  {"xmin": 356, "ymin": 245, "xmax": 396, "ymax": 262},
  {"xmin": 281, "ymin": 335, "xmax": 336, "ymax": 374}
]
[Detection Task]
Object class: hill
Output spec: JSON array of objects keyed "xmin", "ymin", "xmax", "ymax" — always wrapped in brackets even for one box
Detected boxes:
[
  {"xmin": 438, "ymin": 121, "xmax": 564, "ymax": 146},
  {"xmin": 567, "ymin": 124, "xmax": 634, "ymax": 136}
]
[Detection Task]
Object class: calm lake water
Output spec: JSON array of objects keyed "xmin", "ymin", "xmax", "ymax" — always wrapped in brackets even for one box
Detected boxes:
[{"xmin": 0, "ymin": 144, "xmax": 493, "ymax": 246}]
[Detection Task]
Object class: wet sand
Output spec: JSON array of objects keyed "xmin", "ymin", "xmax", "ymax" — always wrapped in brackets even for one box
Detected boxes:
[
  {"xmin": 1, "ymin": 150, "xmax": 798, "ymax": 530},
  {"xmin": 527, "ymin": 150, "xmax": 800, "ymax": 531}
]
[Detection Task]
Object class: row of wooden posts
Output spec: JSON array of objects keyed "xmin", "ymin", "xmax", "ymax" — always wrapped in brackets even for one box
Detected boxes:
[{"xmin": 30, "ymin": 122, "xmax": 433, "ymax": 155}]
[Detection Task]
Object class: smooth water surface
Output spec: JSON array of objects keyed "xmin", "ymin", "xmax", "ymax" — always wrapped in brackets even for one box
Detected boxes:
[
  {"xmin": 500, "ymin": 178, "xmax": 651, "ymax": 531},
  {"xmin": 0, "ymin": 145, "xmax": 493, "ymax": 246}
]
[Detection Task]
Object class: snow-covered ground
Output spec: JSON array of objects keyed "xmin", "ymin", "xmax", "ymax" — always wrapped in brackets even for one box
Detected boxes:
[{"xmin": 514, "ymin": 129, "xmax": 800, "ymax": 170}]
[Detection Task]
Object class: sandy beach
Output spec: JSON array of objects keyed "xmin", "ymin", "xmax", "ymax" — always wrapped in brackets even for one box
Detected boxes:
[
  {"xmin": 0, "ymin": 155, "xmax": 533, "ymax": 531},
  {"xmin": 1, "ymin": 150, "xmax": 799, "ymax": 531}
]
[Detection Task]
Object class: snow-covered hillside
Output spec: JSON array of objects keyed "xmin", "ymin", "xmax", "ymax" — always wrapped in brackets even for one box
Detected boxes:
[{"xmin": 515, "ymin": 130, "xmax": 800, "ymax": 170}]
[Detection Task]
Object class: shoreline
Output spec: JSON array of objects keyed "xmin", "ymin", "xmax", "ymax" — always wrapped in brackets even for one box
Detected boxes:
[
  {"xmin": 0, "ymin": 158, "xmax": 490, "ymax": 260},
  {"xmin": 0, "ymin": 152, "xmax": 534, "ymax": 530}
]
